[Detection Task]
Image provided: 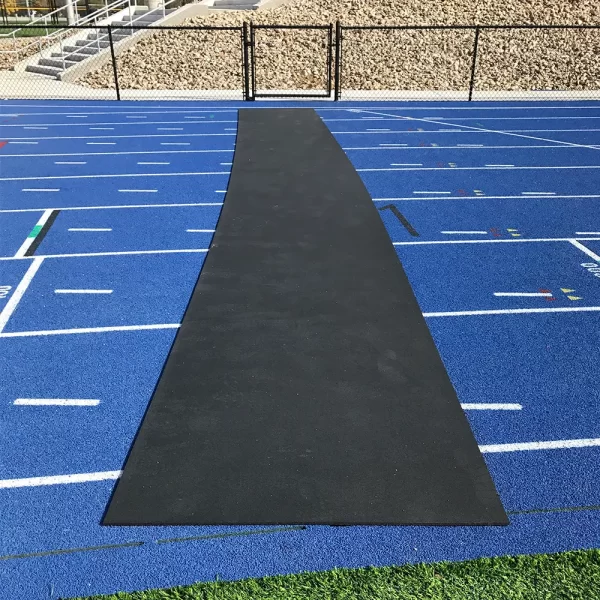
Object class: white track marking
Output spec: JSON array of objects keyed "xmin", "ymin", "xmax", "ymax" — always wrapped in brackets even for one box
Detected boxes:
[
  {"xmin": 480, "ymin": 438, "xmax": 600, "ymax": 453},
  {"xmin": 184, "ymin": 116, "xmax": 206, "ymax": 119},
  {"xmin": 413, "ymin": 191, "xmax": 451, "ymax": 195},
  {"xmin": 494, "ymin": 292, "xmax": 553, "ymax": 297},
  {"xmin": 367, "ymin": 128, "xmax": 390, "ymax": 131},
  {"xmin": 14, "ymin": 209, "xmax": 53, "ymax": 257},
  {"xmin": 394, "ymin": 237, "xmax": 600, "ymax": 246},
  {"xmin": 225, "ymin": 128, "xmax": 237, "ymax": 131},
  {"xmin": 126, "ymin": 115, "xmax": 146, "ymax": 119},
  {"xmin": 0, "ymin": 149, "xmax": 233, "ymax": 158},
  {"xmin": 569, "ymin": 240, "xmax": 600, "ymax": 262},
  {"xmin": 14, "ymin": 398, "xmax": 100, "ymax": 406},
  {"xmin": 89, "ymin": 127, "xmax": 114, "ymax": 130},
  {"xmin": 215, "ymin": 190, "xmax": 227, "ymax": 193},
  {"xmin": 0, "ymin": 471, "xmax": 121, "ymax": 488},
  {"xmin": 157, "ymin": 128, "xmax": 183, "ymax": 131},
  {"xmin": 66, "ymin": 115, "xmax": 87, "ymax": 118},
  {"xmin": 576, "ymin": 232, "xmax": 600, "ymax": 236},
  {"xmin": 137, "ymin": 162, "xmax": 170, "ymax": 165},
  {"xmin": 0, "ymin": 323, "xmax": 181, "ymax": 338},
  {"xmin": 9, "ymin": 141, "xmax": 38, "ymax": 144},
  {"xmin": 186, "ymin": 229, "xmax": 215, "ymax": 233},
  {"xmin": 118, "ymin": 189, "xmax": 158, "ymax": 193},
  {"xmin": 359, "ymin": 166, "xmax": 600, "ymax": 173},
  {"xmin": 220, "ymin": 162, "xmax": 232, "ymax": 165},
  {"xmin": 462, "ymin": 403, "xmax": 522, "ymax": 410},
  {"xmin": 23, "ymin": 127, "xmax": 47, "ymax": 130},
  {"xmin": 54, "ymin": 289, "xmax": 113, "ymax": 294},
  {"xmin": 87, "ymin": 142, "xmax": 116, "ymax": 145},
  {"xmin": 161, "ymin": 142, "xmax": 190, "ymax": 146},
  {"xmin": 375, "ymin": 194, "xmax": 600, "ymax": 202},
  {"xmin": 423, "ymin": 306, "xmax": 600, "ymax": 317},
  {"xmin": 441, "ymin": 231, "xmax": 488, "ymax": 235},
  {"xmin": 343, "ymin": 145, "xmax": 590, "ymax": 151},
  {"xmin": 0, "ymin": 248, "xmax": 210, "ymax": 261},
  {"xmin": 3, "ymin": 133, "xmax": 235, "ymax": 141},
  {"xmin": 2, "ymin": 171, "xmax": 228, "ymax": 182},
  {"xmin": 0, "ymin": 257, "xmax": 43, "ymax": 333},
  {"xmin": 0, "ymin": 202, "xmax": 223, "ymax": 214},
  {"xmin": 21, "ymin": 188, "xmax": 59, "ymax": 192},
  {"xmin": 379, "ymin": 143, "xmax": 408, "ymax": 146},
  {"xmin": 54, "ymin": 161, "xmax": 86, "ymax": 165},
  {"xmin": 68, "ymin": 228, "xmax": 112, "ymax": 232},
  {"xmin": 457, "ymin": 144, "xmax": 484, "ymax": 147},
  {"xmin": 522, "ymin": 191, "xmax": 556, "ymax": 195},
  {"xmin": 391, "ymin": 163, "xmax": 423, "ymax": 166},
  {"xmin": 486, "ymin": 164, "xmax": 514, "ymax": 167}
]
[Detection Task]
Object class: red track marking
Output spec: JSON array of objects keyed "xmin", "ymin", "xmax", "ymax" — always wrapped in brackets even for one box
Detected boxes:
[{"xmin": 0, "ymin": 141, "xmax": 7, "ymax": 150}]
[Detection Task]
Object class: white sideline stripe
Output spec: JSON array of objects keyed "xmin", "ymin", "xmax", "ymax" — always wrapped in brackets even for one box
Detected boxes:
[
  {"xmin": 522, "ymin": 191, "xmax": 556, "ymax": 195},
  {"xmin": 14, "ymin": 209, "xmax": 53, "ymax": 258},
  {"xmin": 68, "ymin": 228, "xmax": 112, "ymax": 232},
  {"xmin": 367, "ymin": 128, "xmax": 390, "ymax": 131},
  {"xmin": 494, "ymin": 292, "xmax": 553, "ymax": 297},
  {"xmin": 374, "ymin": 194, "xmax": 600, "ymax": 202},
  {"xmin": 576, "ymin": 232, "xmax": 600, "ymax": 236},
  {"xmin": 118, "ymin": 189, "xmax": 158, "ymax": 193},
  {"xmin": 14, "ymin": 398, "xmax": 100, "ymax": 406},
  {"xmin": 393, "ymin": 237, "xmax": 600, "ymax": 246},
  {"xmin": 0, "ymin": 323, "xmax": 181, "ymax": 338},
  {"xmin": 441, "ymin": 231, "xmax": 488, "ymax": 235},
  {"xmin": 55, "ymin": 161, "xmax": 86, "ymax": 165},
  {"xmin": 2, "ymin": 171, "xmax": 228, "ymax": 182},
  {"xmin": 54, "ymin": 289, "xmax": 113, "ymax": 294},
  {"xmin": 480, "ymin": 438, "xmax": 600, "ymax": 453},
  {"xmin": 0, "ymin": 202, "xmax": 223, "ymax": 214},
  {"xmin": 457, "ymin": 144, "xmax": 483, "ymax": 147},
  {"xmin": 413, "ymin": 191, "xmax": 450, "ymax": 195},
  {"xmin": 423, "ymin": 306, "xmax": 600, "ymax": 317},
  {"xmin": 21, "ymin": 188, "xmax": 59, "ymax": 192},
  {"xmin": 570, "ymin": 240, "xmax": 600, "ymax": 262},
  {"xmin": 187, "ymin": 229, "xmax": 215, "ymax": 233},
  {"xmin": 462, "ymin": 403, "xmax": 522, "ymax": 410},
  {"xmin": 486, "ymin": 164, "xmax": 514, "ymax": 167},
  {"xmin": 0, "ymin": 149, "xmax": 233, "ymax": 158},
  {"xmin": 0, "ymin": 248, "xmax": 210, "ymax": 261},
  {"xmin": 137, "ymin": 162, "xmax": 170, "ymax": 165},
  {"xmin": 0, "ymin": 257, "xmax": 43, "ymax": 333},
  {"xmin": 0, "ymin": 471, "xmax": 121, "ymax": 488}
]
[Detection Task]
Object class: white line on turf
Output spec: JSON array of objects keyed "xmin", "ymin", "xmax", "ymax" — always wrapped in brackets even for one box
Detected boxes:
[
  {"xmin": 494, "ymin": 292, "xmax": 553, "ymax": 297},
  {"xmin": 157, "ymin": 128, "xmax": 183, "ymax": 131},
  {"xmin": 14, "ymin": 209, "xmax": 53, "ymax": 257},
  {"xmin": 576, "ymin": 232, "xmax": 600, "ymax": 236},
  {"xmin": 161, "ymin": 143, "xmax": 190, "ymax": 146},
  {"xmin": 118, "ymin": 189, "xmax": 158, "ymax": 193},
  {"xmin": 8, "ymin": 141, "xmax": 38, "ymax": 144},
  {"xmin": 441, "ymin": 231, "xmax": 488, "ymax": 235},
  {"xmin": 137, "ymin": 162, "xmax": 170, "ymax": 165},
  {"xmin": 54, "ymin": 289, "xmax": 113, "ymax": 294},
  {"xmin": 423, "ymin": 307, "xmax": 600, "ymax": 317},
  {"xmin": 21, "ymin": 188, "xmax": 59, "ymax": 192},
  {"xmin": 0, "ymin": 257, "xmax": 43, "ymax": 333},
  {"xmin": 0, "ymin": 202, "xmax": 223, "ymax": 213},
  {"xmin": 68, "ymin": 228, "xmax": 112, "ymax": 232},
  {"xmin": 187, "ymin": 229, "xmax": 215, "ymax": 232},
  {"xmin": 66, "ymin": 115, "xmax": 87, "ymax": 118},
  {"xmin": 394, "ymin": 237, "xmax": 600, "ymax": 246},
  {"xmin": 462, "ymin": 403, "xmax": 523, "ymax": 410},
  {"xmin": 87, "ymin": 142, "xmax": 115, "ymax": 145},
  {"xmin": 0, "ymin": 471, "xmax": 121, "ymax": 488},
  {"xmin": 480, "ymin": 438, "xmax": 600, "ymax": 453},
  {"xmin": 569, "ymin": 240, "xmax": 600, "ymax": 262},
  {"xmin": 0, "ymin": 248, "xmax": 210, "ymax": 261},
  {"xmin": 54, "ymin": 161, "xmax": 86, "ymax": 165},
  {"xmin": 14, "ymin": 398, "xmax": 100, "ymax": 406},
  {"xmin": 0, "ymin": 323, "xmax": 181, "ymax": 338},
  {"xmin": 126, "ymin": 115, "xmax": 146, "ymax": 119},
  {"xmin": 89, "ymin": 127, "xmax": 114, "ymax": 130}
]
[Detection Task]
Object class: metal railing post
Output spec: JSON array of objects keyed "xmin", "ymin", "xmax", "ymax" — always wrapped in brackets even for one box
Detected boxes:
[
  {"xmin": 243, "ymin": 22, "xmax": 252, "ymax": 101},
  {"xmin": 334, "ymin": 20, "xmax": 341, "ymax": 101},
  {"xmin": 108, "ymin": 25, "xmax": 121, "ymax": 101},
  {"xmin": 250, "ymin": 21, "xmax": 256, "ymax": 100},
  {"xmin": 326, "ymin": 22, "xmax": 333, "ymax": 98},
  {"xmin": 468, "ymin": 25, "xmax": 480, "ymax": 102}
]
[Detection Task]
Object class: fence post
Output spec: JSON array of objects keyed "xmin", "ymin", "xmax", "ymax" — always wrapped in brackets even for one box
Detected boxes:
[
  {"xmin": 108, "ymin": 25, "xmax": 121, "ymax": 101},
  {"xmin": 468, "ymin": 26, "xmax": 480, "ymax": 102},
  {"xmin": 243, "ymin": 22, "xmax": 253, "ymax": 101},
  {"xmin": 334, "ymin": 21, "xmax": 341, "ymax": 101},
  {"xmin": 250, "ymin": 21, "xmax": 256, "ymax": 99}
]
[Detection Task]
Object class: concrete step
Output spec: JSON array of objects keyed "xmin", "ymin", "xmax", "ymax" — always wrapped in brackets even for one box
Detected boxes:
[
  {"xmin": 39, "ymin": 57, "xmax": 79, "ymax": 69},
  {"xmin": 76, "ymin": 38, "xmax": 112, "ymax": 48},
  {"xmin": 25, "ymin": 64, "xmax": 63, "ymax": 77},
  {"xmin": 85, "ymin": 31, "xmax": 129, "ymax": 41},
  {"xmin": 51, "ymin": 51, "xmax": 91, "ymax": 62},
  {"xmin": 63, "ymin": 45, "xmax": 101, "ymax": 55}
]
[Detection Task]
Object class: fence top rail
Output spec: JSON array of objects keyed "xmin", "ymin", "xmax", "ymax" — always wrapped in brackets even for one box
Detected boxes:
[
  {"xmin": 0, "ymin": 24, "xmax": 244, "ymax": 31},
  {"xmin": 251, "ymin": 24, "xmax": 332, "ymax": 30},
  {"xmin": 340, "ymin": 24, "xmax": 600, "ymax": 31}
]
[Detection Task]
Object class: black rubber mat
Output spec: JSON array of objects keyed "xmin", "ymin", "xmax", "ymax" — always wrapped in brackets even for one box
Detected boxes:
[{"xmin": 104, "ymin": 109, "xmax": 508, "ymax": 526}]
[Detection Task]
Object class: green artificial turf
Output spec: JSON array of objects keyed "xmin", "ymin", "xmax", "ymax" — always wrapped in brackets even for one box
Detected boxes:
[{"xmin": 75, "ymin": 548, "xmax": 600, "ymax": 600}]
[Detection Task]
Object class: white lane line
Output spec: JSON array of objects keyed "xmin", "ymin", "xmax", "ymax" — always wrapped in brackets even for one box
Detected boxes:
[
  {"xmin": 9, "ymin": 141, "xmax": 38, "ymax": 144},
  {"xmin": 522, "ymin": 191, "xmax": 556, "ymax": 195},
  {"xmin": 184, "ymin": 116, "xmax": 205, "ymax": 119},
  {"xmin": 575, "ymin": 232, "xmax": 600, "ymax": 236},
  {"xmin": 438, "ymin": 129, "xmax": 460, "ymax": 132},
  {"xmin": 186, "ymin": 229, "xmax": 215, "ymax": 233},
  {"xmin": 14, "ymin": 398, "xmax": 100, "ymax": 406},
  {"xmin": 23, "ymin": 127, "xmax": 47, "ymax": 130},
  {"xmin": 54, "ymin": 289, "xmax": 113, "ymax": 294},
  {"xmin": 0, "ymin": 202, "xmax": 223, "ymax": 214},
  {"xmin": 68, "ymin": 228, "xmax": 112, "ymax": 232},
  {"xmin": 137, "ymin": 162, "xmax": 170, "ymax": 165},
  {"xmin": 569, "ymin": 240, "xmax": 600, "ymax": 262},
  {"xmin": 161, "ymin": 143, "xmax": 190, "ymax": 146},
  {"xmin": 55, "ymin": 161, "xmax": 86, "ymax": 165},
  {"xmin": 215, "ymin": 190, "xmax": 227, "ymax": 193},
  {"xmin": 359, "ymin": 165, "xmax": 600, "ymax": 173},
  {"xmin": 89, "ymin": 127, "xmax": 114, "ymax": 131},
  {"xmin": 87, "ymin": 142, "xmax": 116, "ymax": 146},
  {"xmin": 393, "ymin": 237, "xmax": 600, "ymax": 246},
  {"xmin": 0, "ymin": 323, "xmax": 181, "ymax": 338},
  {"xmin": 374, "ymin": 194, "xmax": 600, "ymax": 202},
  {"xmin": 0, "ymin": 257, "xmax": 43, "ymax": 333},
  {"xmin": 157, "ymin": 128, "xmax": 183, "ymax": 131},
  {"xmin": 224, "ymin": 128, "xmax": 237, "ymax": 131},
  {"xmin": 343, "ymin": 145, "xmax": 585, "ymax": 151},
  {"xmin": 220, "ymin": 162, "xmax": 232, "ymax": 165},
  {"xmin": 494, "ymin": 292, "xmax": 553, "ymax": 297},
  {"xmin": 462, "ymin": 403, "xmax": 522, "ymax": 410},
  {"xmin": 14, "ymin": 209, "xmax": 53, "ymax": 257},
  {"xmin": 1, "ymin": 248, "xmax": 210, "ymax": 261},
  {"xmin": 423, "ymin": 306, "xmax": 600, "ymax": 317},
  {"xmin": 0, "ymin": 149, "xmax": 233, "ymax": 158},
  {"xmin": 379, "ymin": 143, "xmax": 408, "ymax": 146},
  {"xmin": 441, "ymin": 231, "xmax": 488, "ymax": 235},
  {"xmin": 486, "ymin": 164, "xmax": 514, "ymax": 167},
  {"xmin": 362, "ymin": 117, "xmax": 384, "ymax": 119},
  {"xmin": 413, "ymin": 191, "xmax": 451, "ymax": 195},
  {"xmin": 0, "ymin": 471, "xmax": 121, "ymax": 488},
  {"xmin": 118, "ymin": 189, "xmax": 158, "ymax": 193},
  {"xmin": 367, "ymin": 128, "xmax": 391, "ymax": 131},
  {"xmin": 126, "ymin": 115, "xmax": 146, "ymax": 119},
  {"xmin": 480, "ymin": 438, "xmax": 600, "ymax": 453},
  {"xmin": 66, "ymin": 115, "xmax": 87, "ymax": 118},
  {"xmin": 21, "ymin": 188, "xmax": 59, "ymax": 192},
  {"xmin": 391, "ymin": 163, "xmax": 423, "ymax": 166}
]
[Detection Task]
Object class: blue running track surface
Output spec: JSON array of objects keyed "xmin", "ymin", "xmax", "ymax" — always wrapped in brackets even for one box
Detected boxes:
[{"xmin": 1, "ymin": 99, "xmax": 600, "ymax": 599}]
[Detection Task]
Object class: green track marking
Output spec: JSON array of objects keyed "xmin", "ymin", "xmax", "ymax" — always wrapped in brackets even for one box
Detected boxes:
[{"xmin": 27, "ymin": 225, "xmax": 43, "ymax": 238}]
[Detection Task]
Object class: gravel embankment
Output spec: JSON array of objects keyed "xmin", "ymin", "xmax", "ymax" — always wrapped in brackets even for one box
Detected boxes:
[{"xmin": 79, "ymin": 0, "xmax": 600, "ymax": 93}]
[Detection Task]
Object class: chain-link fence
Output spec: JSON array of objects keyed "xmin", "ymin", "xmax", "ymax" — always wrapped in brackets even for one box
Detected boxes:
[{"xmin": 0, "ymin": 21, "xmax": 599, "ymax": 101}]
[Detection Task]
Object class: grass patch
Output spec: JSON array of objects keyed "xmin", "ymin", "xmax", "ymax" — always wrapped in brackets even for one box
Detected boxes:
[{"xmin": 74, "ymin": 548, "xmax": 600, "ymax": 600}]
